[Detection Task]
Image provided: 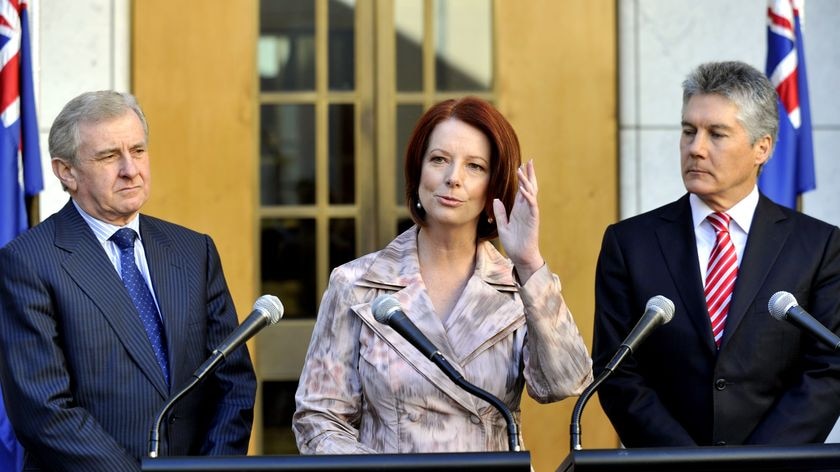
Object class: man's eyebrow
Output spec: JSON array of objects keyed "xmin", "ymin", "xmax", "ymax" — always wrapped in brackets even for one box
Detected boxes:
[
  {"xmin": 93, "ymin": 147, "xmax": 121, "ymax": 157},
  {"xmin": 680, "ymin": 121, "xmax": 735, "ymax": 132},
  {"xmin": 708, "ymin": 123, "xmax": 735, "ymax": 132}
]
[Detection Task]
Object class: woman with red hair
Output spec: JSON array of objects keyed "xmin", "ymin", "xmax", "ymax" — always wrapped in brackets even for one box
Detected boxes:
[{"xmin": 293, "ymin": 97, "xmax": 592, "ymax": 453}]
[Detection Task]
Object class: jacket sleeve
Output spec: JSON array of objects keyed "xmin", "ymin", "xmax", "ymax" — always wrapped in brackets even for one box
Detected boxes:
[
  {"xmin": 199, "ymin": 235, "xmax": 257, "ymax": 455},
  {"xmin": 0, "ymin": 245, "xmax": 141, "ymax": 471},
  {"xmin": 292, "ymin": 267, "xmax": 378, "ymax": 454},
  {"xmin": 518, "ymin": 263, "xmax": 593, "ymax": 403},
  {"xmin": 745, "ymin": 225, "xmax": 840, "ymax": 444},
  {"xmin": 592, "ymin": 225, "xmax": 698, "ymax": 446}
]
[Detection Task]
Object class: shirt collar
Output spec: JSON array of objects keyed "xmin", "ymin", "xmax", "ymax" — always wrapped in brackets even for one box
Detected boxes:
[
  {"xmin": 689, "ymin": 185, "xmax": 759, "ymax": 234},
  {"xmin": 72, "ymin": 199, "xmax": 141, "ymax": 244}
]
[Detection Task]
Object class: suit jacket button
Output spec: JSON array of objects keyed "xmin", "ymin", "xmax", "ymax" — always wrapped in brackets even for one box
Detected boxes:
[{"xmin": 714, "ymin": 378, "xmax": 727, "ymax": 390}]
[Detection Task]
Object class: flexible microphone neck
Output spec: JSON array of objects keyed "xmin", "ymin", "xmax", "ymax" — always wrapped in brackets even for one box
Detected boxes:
[
  {"xmin": 571, "ymin": 295, "xmax": 674, "ymax": 450},
  {"xmin": 148, "ymin": 295, "xmax": 283, "ymax": 458},
  {"xmin": 149, "ymin": 348, "xmax": 232, "ymax": 457},
  {"xmin": 372, "ymin": 295, "xmax": 520, "ymax": 452},
  {"xmin": 148, "ymin": 374, "xmax": 207, "ymax": 458},
  {"xmin": 570, "ymin": 345, "xmax": 631, "ymax": 450},
  {"xmin": 570, "ymin": 367, "xmax": 613, "ymax": 451},
  {"xmin": 431, "ymin": 351, "xmax": 521, "ymax": 452}
]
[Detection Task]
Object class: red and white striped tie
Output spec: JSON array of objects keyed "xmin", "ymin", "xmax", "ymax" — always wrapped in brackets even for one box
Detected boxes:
[{"xmin": 705, "ymin": 212, "xmax": 738, "ymax": 348}]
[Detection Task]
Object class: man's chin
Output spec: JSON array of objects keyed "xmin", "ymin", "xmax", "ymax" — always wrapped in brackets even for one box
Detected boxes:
[
  {"xmin": 114, "ymin": 198, "xmax": 147, "ymax": 218},
  {"xmin": 682, "ymin": 179, "xmax": 713, "ymax": 196}
]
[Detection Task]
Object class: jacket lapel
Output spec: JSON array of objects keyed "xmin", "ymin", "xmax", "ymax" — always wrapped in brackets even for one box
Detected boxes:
[
  {"xmin": 443, "ymin": 241, "xmax": 523, "ymax": 366},
  {"xmin": 139, "ymin": 216, "xmax": 188, "ymax": 389},
  {"xmin": 720, "ymin": 195, "xmax": 790, "ymax": 347},
  {"xmin": 656, "ymin": 196, "xmax": 718, "ymax": 353},
  {"xmin": 55, "ymin": 202, "xmax": 169, "ymax": 397},
  {"xmin": 353, "ymin": 228, "xmax": 523, "ymax": 414},
  {"xmin": 353, "ymin": 298, "xmax": 481, "ymax": 414}
]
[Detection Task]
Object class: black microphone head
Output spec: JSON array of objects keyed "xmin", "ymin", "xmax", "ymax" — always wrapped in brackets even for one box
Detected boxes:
[
  {"xmin": 769, "ymin": 291, "xmax": 797, "ymax": 321},
  {"xmin": 646, "ymin": 295, "xmax": 675, "ymax": 324},
  {"xmin": 254, "ymin": 295, "xmax": 284, "ymax": 324},
  {"xmin": 372, "ymin": 295, "xmax": 401, "ymax": 324}
]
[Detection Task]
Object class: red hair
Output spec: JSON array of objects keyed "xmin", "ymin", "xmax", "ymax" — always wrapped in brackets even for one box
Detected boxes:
[{"xmin": 404, "ymin": 97, "xmax": 521, "ymax": 241}]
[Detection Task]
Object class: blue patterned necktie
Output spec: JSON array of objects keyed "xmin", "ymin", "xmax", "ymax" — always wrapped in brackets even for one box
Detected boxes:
[{"xmin": 110, "ymin": 228, "xmax": 170, "ymax": 385}]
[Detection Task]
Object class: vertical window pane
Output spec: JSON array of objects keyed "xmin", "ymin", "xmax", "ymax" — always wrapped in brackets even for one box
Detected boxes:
[
  {"xmin": 434, "ymin": 0, "xmax": 493, "ymax": 91},
  {"xmin": 395, "ymin": 0, "xmax": 423, "ymax": 92},
  {"xmin": 395, "ymin": 104, "xmax": 423, "ymax": 204},
  {"xmin": 329, "ymin": 0, "xmax": 355, "ymax": 90},
  {"xmin": 261, "ymin": 218, "xmax": 317, "ymax": 319},
  {"xmin": 329, "ymin": 218, "xmax": 356, "ymax": 270},
  {"xmin": 261, "ymin": 104, "xmax": 316, "ymax": 205},
  {"xmin": 329, "ymin": 104, "xmax": 355, "ymax": 204},
  {"xmin": 262, "ymin": 380, "xmax": 299, "ymax": 454},
  {"xmin": 259, "ymin": 0, "xmax": 315, "ymax": 91}
]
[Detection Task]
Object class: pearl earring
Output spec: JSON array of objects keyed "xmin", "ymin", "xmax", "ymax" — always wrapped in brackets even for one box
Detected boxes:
[
  {"xmin": 488, "ymin": 216, "xmax": 494, "ymax": 224},
  {"xmin": 416, "ymin": 201, "xmax": 422, "ymax": 210}
]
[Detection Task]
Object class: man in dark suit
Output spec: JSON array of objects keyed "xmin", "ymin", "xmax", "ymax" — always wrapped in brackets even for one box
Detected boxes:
[
  {"xmin": 0, "ymin": 91, "xmax": 256, "ymax": 471},
  {"xmin": 593, "ymin": 61, "xmax": 840, "ymax": 447}
]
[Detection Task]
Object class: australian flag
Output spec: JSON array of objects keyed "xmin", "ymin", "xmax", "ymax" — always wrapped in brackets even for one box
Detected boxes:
[
  {"xmin": 1, "ymin": 0, "xmax": 42, "ymax": 247},
  {"xmin": 0, "ymin": 0, "xmax": 41, "ymax": 469},
  {"xmin": 760, "ymin": 0, "xmax": 815, "ymax": 208}
]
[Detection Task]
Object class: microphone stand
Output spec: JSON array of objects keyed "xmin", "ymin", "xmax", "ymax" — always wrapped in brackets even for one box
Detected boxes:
[
  {"xmin": 429, "ymin": 352, "xmax": 520, "ymax": 452},
  {"xmin": 570, "ymin": 345, "xmax": 628, "ymax": 451},
  {"xmin": 148, "ymin": 352, "xmax": 225, "ymax": 458}
]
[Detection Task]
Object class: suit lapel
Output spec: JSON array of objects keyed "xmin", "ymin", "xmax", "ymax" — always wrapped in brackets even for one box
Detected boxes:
[
  {"xmin": 55, "ymin": 203, "xmax": 169, "ymax": 397},
  {"xmin": 139, "ymin": 216, "xmax": 188, "ymax": 389},
  {"xmin": 720, "ymin": 195, "xmax": 790, "ymax": 347},
  {"xmin": 656, "ymin": 196, "xmax": 717, "ymax": 353}
]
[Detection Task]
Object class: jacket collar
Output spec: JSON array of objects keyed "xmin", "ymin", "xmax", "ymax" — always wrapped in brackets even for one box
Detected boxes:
[{"xmin": 357, "ymin": 226, "xmax": 518, "ymax": 292}]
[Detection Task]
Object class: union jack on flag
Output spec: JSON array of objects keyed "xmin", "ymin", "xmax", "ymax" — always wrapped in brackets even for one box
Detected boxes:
[
  {"xmin": 759, "ymin": 0, "xmax": 815, "ymax": 208},
  {"xmin": 1, "ymin": 0, "xmax": 42, "ymax": 247}
]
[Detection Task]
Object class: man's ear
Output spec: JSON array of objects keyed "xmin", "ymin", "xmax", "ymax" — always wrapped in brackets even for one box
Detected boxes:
[
  {"xmin": 754, "ymin": 134, "xmax": 773, "ymax": 166},
  {"xmin": 52, "ymin": 158, "xmax": 76, "ymax": 192}
]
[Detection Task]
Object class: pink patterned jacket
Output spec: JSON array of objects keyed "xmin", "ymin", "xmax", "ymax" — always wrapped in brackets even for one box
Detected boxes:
[{"xmin": 293, "ymin": 227, "xmax": 592, "ymax": 453}]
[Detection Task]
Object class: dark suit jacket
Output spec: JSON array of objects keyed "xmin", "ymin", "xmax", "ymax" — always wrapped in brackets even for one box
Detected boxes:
[
  {"xmin": 592, "ymin": 194, "xmax": 840, "ymax": 447},
  {"xmin": 0, "ymin": 201, "xmax": 256, "ymax": 471}
]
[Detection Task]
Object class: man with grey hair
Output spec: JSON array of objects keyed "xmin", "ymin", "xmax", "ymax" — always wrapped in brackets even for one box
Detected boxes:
[
  {"xmin": 592, "ymin": 61, "xmax": 840, "ymax": 446},
  {"xmin": 0, "ymin": 91, "xmax": 256, "ymax": 471}
]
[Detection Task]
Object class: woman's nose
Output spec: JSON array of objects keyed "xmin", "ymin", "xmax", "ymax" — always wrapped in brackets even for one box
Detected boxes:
[{"xmin": 446, "ymin": 167, "xmax": 462, "ymax": 187}]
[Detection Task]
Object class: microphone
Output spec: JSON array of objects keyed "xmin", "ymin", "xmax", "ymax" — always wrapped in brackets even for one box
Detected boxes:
[
  {"xmin": 768, "ymin": 291, "xmax": 840, "ymax": 351},
  {"xmin": 148, "ymin": 295, "xmax": 283, "ymax": 458},
  {"xmin": 372, "ymin": 295, "xmax": 439, "ymax": 358},
  {"xmin": 605, "ymin": 295, "xmax": 675, "ymax": 371},
  {"xmin": 371, "ymin": 295, "xmax": 520, "ymax": 452},
  {"xmin": 571, "ymin": 295, "xmax": 675, "ymax": 450},
  {"xmin": 192, "ymin": 295, "xmax": 284, "ymax": 379}
]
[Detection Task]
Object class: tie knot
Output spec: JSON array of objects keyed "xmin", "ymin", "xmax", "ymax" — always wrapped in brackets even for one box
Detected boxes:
[
  {"xmin": 707, "ymin": 212, "xmax": 731, "ymax": 233},
  {"xmin": 110, "ymin": 228, "xmax": 138, "ymax": 250}
]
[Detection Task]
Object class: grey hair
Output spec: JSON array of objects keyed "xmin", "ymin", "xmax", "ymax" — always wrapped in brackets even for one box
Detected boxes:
[
  {"xmin": 682, "ymin": 61, "xmax": 778, "ymax": 150},
  {"xmin": 48, "ymin": 90, "xmax": 148, "ymax": 165}
]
